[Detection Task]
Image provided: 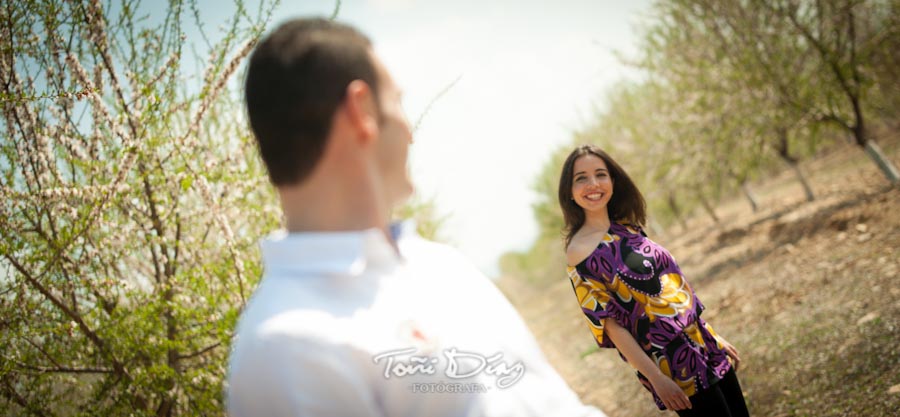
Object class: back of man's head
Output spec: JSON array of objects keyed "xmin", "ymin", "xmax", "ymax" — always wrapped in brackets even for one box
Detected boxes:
[{"xmin": 245, "ymin": 18, "xmax": 378, "ymax": 186}]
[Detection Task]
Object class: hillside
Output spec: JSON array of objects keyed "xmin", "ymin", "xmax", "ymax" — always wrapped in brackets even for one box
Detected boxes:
[{"xmin": 498, "ymin": 139, "xmax": 900, "ymax": 417}]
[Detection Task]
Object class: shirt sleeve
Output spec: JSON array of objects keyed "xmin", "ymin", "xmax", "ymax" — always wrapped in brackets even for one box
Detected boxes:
[
  {"xmin": 227, "ymin": 334, "xmax": 384, "ymax": 417},
  {"xmin": 567, "ymin": 266, "xmax": 631, "ymax": 349}
]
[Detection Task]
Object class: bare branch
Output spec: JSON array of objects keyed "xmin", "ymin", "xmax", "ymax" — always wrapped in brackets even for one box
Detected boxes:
[
  {"xmin": 14, "ymin": 361, "xmax": 113, "ymax": 375},
  {"xmin": 2, "ymin": 253, "xmax": 127, "ymax": 378},
  {"xmin": 176, "ymin": 342, "xmax": 222, "ymax": 361}
]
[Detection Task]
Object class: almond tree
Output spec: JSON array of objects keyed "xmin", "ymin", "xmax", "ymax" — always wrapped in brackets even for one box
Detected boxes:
[
  {"xmin": 765, "ymin": 0, "xmax": 900, "ymax": 182},
  {"xmin": 639, "ymin": 0, "xmax": 828, "ymax": 205},
  {"xmin": 0, "ymin": 0, "xmax": 278, "ymax": 415},
  {"xmin": 666, "ymin": 0, "xmax": 899, "ymax": 183}
]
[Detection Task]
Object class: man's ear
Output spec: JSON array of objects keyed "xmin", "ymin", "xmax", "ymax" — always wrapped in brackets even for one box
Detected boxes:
[{"xmin": 343, "ymin": 79, "xmax": 379, "ymax": 143}]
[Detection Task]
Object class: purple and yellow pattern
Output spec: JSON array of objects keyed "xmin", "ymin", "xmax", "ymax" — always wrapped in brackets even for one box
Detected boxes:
[{"xmin": 567, "ymin": 223, "xmax": 731, "ymax": 409}]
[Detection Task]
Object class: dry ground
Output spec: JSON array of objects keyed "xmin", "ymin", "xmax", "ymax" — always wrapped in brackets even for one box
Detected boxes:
[{"xmin": 499, "ymin": 139, "xmax": 900, "ymax": 417}]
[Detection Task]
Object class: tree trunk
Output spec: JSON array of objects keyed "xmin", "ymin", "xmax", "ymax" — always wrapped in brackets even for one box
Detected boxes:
[
  {"xmin": 788, "ymin": 160, "xmax": 815, "ymax": 202},
  {"xmin": 861, "ymin": 140, "xmax": 900, "ymax": 183},
  {"xmin": 739, "ymin": 181, "xmax": 759, "ymax": 212},
  {"xmin": 697, "ymin": 192, "xmax": 720, "ymax": 224},
  {"xmin": 849, "ymin": 96, "xmax": 899, "ymax": 183},
  {"xmin": 667, "ymin": 193, "xmax": 688, "ymax": 231},
  {"xmin": 159, "ymin": 284, "xmax": 178, "ymax": 417},
  {"xmin": 775, "ymin": 127, "xmax": 815, "ymax": 201}
]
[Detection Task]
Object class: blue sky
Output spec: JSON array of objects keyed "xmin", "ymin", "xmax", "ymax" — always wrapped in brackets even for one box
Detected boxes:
[{"xmin": 196, "ymin": 0, "xmax": 654, "ymax": 276}]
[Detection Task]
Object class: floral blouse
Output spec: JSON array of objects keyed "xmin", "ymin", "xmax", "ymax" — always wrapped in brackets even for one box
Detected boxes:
[{"xmin": 567, "ymin": 223, "xmax": 732, "ymax": 410}]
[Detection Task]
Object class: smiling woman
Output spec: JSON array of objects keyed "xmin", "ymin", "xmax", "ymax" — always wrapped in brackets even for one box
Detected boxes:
[
  {"xmin": 571, "ymin": 154, "xmax": 614, "ymax": 211},
  {"xmin": 558, "ymin": 145, "xmax": 646, "ymax": 250},
  {"xmin": 558, "ymin": 144, "xmax": 750, "ymax": 417}
]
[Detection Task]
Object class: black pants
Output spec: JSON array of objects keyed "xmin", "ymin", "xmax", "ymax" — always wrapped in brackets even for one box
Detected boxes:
[{"xmin": 675, "ymin": 369, "xmax": 749, "ymax": 417}]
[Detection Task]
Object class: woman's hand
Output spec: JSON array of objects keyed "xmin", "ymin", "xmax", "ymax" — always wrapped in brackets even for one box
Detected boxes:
[
  {"xmin": 720, "ymin": 338, "xmax": 742, "ymax": 371},
  {"xmin": 649, "ymin": 375, "xmax": 691, "ymax": 411},
  {"xmin": 604, "ymin": 320, "xmax": 694, "ymax": 410}
]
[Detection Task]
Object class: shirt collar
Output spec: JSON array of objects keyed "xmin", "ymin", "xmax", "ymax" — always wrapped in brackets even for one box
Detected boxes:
[
  {"xmin": 260, "ymin": 221, "xmax": 419, "ymax": 277},
  {"xmin": 390, "ymin": 219, "xmax": 419, "ymax": 242}
]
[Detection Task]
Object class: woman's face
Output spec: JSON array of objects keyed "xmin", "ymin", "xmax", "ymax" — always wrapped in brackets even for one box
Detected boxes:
[{"xmin": 571, "ymin": 153, "xmax": 614, "ymax": 213}]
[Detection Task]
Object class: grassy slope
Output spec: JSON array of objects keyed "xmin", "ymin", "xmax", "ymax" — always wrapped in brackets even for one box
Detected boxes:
[{"xmin": 498, "ymin": 138, "xmax": 900, "ymax": 417}]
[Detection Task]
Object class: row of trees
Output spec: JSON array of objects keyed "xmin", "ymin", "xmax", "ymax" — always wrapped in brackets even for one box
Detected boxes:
[{"xmin": 502, "ymin": 0, "xmax": 899, "ymax": 283}]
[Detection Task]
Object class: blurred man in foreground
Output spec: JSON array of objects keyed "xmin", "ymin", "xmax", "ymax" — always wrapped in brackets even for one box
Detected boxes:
[{"xmin": 226, "ymin": 17, "xmax": 606, "ymax": 417}]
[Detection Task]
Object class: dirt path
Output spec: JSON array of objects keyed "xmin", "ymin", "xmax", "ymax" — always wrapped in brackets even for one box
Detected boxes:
[{"xmin": 499, "ymin": 141, "xmax": 900, "ymax": 417}]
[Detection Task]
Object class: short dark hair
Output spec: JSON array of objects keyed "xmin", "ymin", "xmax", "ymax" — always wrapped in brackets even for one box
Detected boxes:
[
  {"xmin": 245, "ymin": 18, "xmax": 379, "ymax": 185},
  {"xmin": 558, "ymin": 145, "xmax": 647, "ymax": 248}
]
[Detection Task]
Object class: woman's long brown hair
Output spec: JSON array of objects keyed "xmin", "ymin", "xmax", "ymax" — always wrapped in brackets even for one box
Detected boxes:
[{"xmin": 558, "ymin": 145, "xmax": 647, "ymax": 248}]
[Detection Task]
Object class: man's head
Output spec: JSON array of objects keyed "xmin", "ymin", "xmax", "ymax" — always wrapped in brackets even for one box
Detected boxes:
[{"xmin": 245, "ymin": 18, "xmax": 413, "ymax": 208}]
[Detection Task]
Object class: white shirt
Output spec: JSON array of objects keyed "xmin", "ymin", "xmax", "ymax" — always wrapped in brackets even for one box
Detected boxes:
[{"xmin": 227, "ymin": 222, "xmax": 606, "ymax": 417}]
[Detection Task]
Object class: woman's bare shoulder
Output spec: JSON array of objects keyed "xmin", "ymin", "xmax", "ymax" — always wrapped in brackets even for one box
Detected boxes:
[{"xmin": 566, "ymin": 229, "xmax": 603, "ymax": 267}]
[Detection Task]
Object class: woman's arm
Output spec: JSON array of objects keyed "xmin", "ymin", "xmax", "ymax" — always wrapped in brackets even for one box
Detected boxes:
[
  {"xmin": 718, "ymin": 336, "xmax": 742, "ymax": 371},
  {"xmin": 604, "ymin": 319, "xmax": 692, "ymax": 411}
]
